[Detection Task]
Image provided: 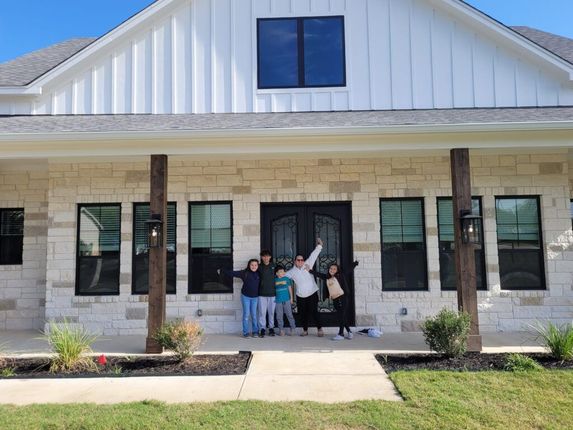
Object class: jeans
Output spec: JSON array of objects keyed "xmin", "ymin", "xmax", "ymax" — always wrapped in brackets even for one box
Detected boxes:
[
  {"xmin": 258, "ymin": 296, "xmax": 276, "ymax": 330},
  {"xmin": 241, "ymin": 294, "xmax": 259, "ymax": 335},
  {"xmin": 333, "ymin": 295, "xmax": 351, "ymax": 336}
]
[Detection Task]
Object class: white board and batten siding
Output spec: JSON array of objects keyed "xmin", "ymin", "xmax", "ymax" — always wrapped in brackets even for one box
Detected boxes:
[{"xmin": 3, "ymin": 0, "xmax": 573, "ymax": 116}]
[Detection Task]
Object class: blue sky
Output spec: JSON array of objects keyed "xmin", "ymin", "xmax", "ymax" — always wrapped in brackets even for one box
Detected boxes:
[{"xmin": 0, "ymin": 0, "xmax": 572, "ymax": 63}]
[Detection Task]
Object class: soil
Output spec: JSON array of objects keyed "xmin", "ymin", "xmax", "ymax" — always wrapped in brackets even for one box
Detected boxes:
[
  {"xmin": 376, "ymin": 353, "xmax": 573, "ymax": 373},
  {"xmin": 0, "ymin": 352, "xmax": 251, "ymax": 379}
]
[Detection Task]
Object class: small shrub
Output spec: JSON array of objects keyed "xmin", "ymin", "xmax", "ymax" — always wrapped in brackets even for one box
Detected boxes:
[
  {"xmin": 504, "ymin": 353, "xmax": 543, "ymax": 372},
  {"xmin": 421, "ymin": 308, "xmax": 471, "ymax": 358},
  {"xmin": 1, "ymin": 367, "xmax": 15, "ymax": 377},
  {"xmin": 153, "ymin": 319, "xmax": 203, "ymax": 361},
  {"xmin": 44, "ymin": 319, "xmax": 99, "ymax": 373},
  {"xmin": 530, "ymin": 321, "xmax": 573, "ymax": 361}
]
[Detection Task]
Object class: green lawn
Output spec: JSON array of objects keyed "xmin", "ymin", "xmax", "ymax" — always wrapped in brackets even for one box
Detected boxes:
[{"xmin": 1, "ymin": 371, "xmax": 572, "ymax": 429}]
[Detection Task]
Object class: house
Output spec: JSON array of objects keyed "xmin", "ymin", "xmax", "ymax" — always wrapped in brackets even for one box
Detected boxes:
[{"xmin": 0, "ymin": 0, "xmax": 571, "ymax": 335}]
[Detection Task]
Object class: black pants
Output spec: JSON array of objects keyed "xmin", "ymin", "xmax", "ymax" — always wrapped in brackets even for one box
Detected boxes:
[
  {"xmin": 333, "ymin": 295, "xmax": 351, "ymax": 336},
  {"xmin": 297, "ymin": 292, "xmax": 322, "ymax": 331}
]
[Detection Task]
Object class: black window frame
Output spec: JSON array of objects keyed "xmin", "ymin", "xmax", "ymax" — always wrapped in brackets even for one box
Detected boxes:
[
  {"xmin": 188, "ymin": 201, "xmax": 233, "ymax": 295},
  {"xmin": 380, "ymin": 197, "xmax": 429, "ymax": 292},
  {"xmin": 436, "ymin": 197, "xmax": 487, "ymax": 291},
  {"xmin": 75, "ymin": 203, "xmax": 121, "ymax": 296},
  {"xmin": 132, "ymin": 202, "xmax": 177, "ymax": 295},
  {"xmin": 257, "ymin": 15, "xmax": 347, "ymax": 90},
  {"xmin": 0, "ymin": 208, "xmax": 24, "ymax": 265},
  {"xmin": 495, "ymin": 196, "xmax": 546, "ymax": 291},
  {"xmin": 570, "ymin": 199, "xmax": 573, "ymax": 229}
]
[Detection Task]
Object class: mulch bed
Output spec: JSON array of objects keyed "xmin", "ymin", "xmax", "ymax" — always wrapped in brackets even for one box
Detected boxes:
[
  {"xmin": 377, "ymin": 353, "xmax": 573, "ymax": 373},
  {"xmin": 0, "ymin": 352, "xmax": 251, "ymax": 379}
]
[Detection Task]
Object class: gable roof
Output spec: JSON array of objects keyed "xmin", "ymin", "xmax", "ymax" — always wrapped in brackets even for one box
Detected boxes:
[
  {"xmin": 0, "ymin": 38, "xmax": 96, "ymax": 87},
  {"xmin": 511, "ymin": 26, "xmax": 573, "ymax": 65}
]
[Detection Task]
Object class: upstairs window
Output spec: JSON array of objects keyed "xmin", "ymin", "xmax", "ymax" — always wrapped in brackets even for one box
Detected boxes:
[
  {"xmin": 0, "ymin": 209, "xmax": 24, "ymax": 265},
  {"xmin": 495, "ymin": 197, "xmax": 545, "ymax": 290},
  {"xmin": 257, "ymin": 16, "xmax": 346, "ymax": 89},
  {"xmin": 132, "ymin": 203, "xmax": 177, "ymax": 295}
]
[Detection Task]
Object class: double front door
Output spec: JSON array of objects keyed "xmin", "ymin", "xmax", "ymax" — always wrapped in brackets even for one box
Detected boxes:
[{"xmin": 261, "ymin": 203, "xmax": 354, "ymax": 327}]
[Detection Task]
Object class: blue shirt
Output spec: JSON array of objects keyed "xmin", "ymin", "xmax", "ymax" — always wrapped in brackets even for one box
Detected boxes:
[{"xmin": 275, "ymin": 276, "xmax": 293, "ymax": 303}]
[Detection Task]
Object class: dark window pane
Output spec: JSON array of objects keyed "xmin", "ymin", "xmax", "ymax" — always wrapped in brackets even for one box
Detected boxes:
[
  {"xmin": 77, "ymin": 205, "xmax": 120, "ymax": 295},
  {"xmin": 0, "ymin": 209, "xmax": 24, "ymax": 265},
  {"xmin": 380, "ymin": 199, "xmax": 427, "ymax": 291},
  {"xmin": 77, "ymin": 255, "xmax": 120, "ymax": 295},
  {"xmin": 437, "ymin": 198, "xmax": 486, "ymax": 290},
  {"xmin": 258, "ymin": 19, "xmax": 299, "ymax": 88},
  {"xmin": 496, "ymin": 197, "xmax": 544, "ymax": 290},
  {"xmin": 190, "ymin": 254, "xmax": 233, "ymax": 294},
  {"xmin": 189, "ymin": 203, "xmax": 233, "ymax": 294},
  {"xmin": 132, "ymin": 203, "xmax": 177, "ymax": 295},
  {"xmin": 304, "ymin": 17, "xmax": 345, "ymax": 86}
]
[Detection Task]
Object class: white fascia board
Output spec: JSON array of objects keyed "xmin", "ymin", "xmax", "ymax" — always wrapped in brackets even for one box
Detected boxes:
[
  {"xmin": 26, "ymin": 0, "xmax": 177, "ymax": 89},
  {"xmin": 0, "ymin": 87, "xmax": 42, "ymax": 96},
  {"xmin": 434, "ymin": 0, "xmax": 573, "ymax": 80}
]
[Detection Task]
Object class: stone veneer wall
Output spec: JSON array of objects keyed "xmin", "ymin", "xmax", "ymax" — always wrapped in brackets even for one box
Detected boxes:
[
  {"xmin": 43, "ymin": 151, "xmax": 573, "ymax": 335},
  {"xmin": 0, "ymin": 165, "xmax": 48, "ymax": 330}
]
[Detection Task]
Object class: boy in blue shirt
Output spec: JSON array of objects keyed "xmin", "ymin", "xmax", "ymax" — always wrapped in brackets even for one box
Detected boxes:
[{"xmin": 274, "ymin": 265, "xmax": 296, "ymax": 336}]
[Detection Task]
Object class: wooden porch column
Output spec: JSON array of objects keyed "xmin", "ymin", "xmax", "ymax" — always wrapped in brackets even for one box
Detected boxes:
[
  {"xmin": 450, "ymin": 148, "xmax": 482, "ymax": 352},
  {"xmin": 146, "ymin": 154, "xmax": 168, "ymax": 354}
]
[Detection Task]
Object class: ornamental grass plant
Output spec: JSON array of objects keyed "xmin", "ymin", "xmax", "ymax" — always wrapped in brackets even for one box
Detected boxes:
[
  {"xmin": 503, "ymin": 353, "xmax": 543, "ymax": 372},
  {"xmin": 153, "ymin": 319, "xmax": 203, "ymax": 361},
  {"xmin": 421, "ymin": 308, "xmax": 471, "ymax": 358},
  {"xmin": 44, "ymin": 319, "xmax": 99, "ymax": 373},
  {"xmin": 530, "ymin": 321, "xmax": 573, "ymax": 361}
]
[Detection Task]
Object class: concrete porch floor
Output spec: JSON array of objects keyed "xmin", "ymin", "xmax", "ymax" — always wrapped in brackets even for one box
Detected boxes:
[{"xmin": 0, "ymin": 330, "xmax": 546, "ymax": 356}]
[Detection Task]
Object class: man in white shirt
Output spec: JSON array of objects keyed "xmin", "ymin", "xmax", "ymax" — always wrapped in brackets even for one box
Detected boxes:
[{"xmin": 285, "ymin": 237, "xmax": 324, "ymax": 337}]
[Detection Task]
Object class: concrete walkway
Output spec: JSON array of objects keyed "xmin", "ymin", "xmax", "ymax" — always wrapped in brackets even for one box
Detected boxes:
[{"xmin": 0, "ymin": 331, "xmax": 545, "ymax": 405}]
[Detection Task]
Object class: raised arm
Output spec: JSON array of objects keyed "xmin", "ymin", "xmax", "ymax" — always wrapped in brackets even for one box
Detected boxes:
[{"xmin": 305, "ymin": 238, "xmax": 323, "ymax": 269}]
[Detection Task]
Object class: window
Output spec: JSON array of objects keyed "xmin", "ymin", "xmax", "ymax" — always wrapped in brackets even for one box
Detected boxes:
[
  {"xmin": 257, "ymin": 16, "xmax": 346, "ymax": 89},
  {"xmin": 189, "ymin": 202, "xmax": 233, "ymax": 294},
  {"xmin": 570, "ymin": 199, "xmax": 573, "ymax": 228},
  {"xmin": 76, "ymin": 204, "xmax": 121, "ymax": 295},
  {"xmin": 495, "ymin": 197, "xmax": 545, "ymax": 290},
  {"xmin": 0, "ymin": 209, "xmax": 24, "ymax": 265},
  {"xmin": 132, "ymin": 203, "xmax": 177, "ymax": 295},
  {"xmin": 437, "ymin": 198, "xmax": 487, "ymax": 291},
  {"xmin": 380, "ymin": 198, "xmax": 428, "ymax": 291}
]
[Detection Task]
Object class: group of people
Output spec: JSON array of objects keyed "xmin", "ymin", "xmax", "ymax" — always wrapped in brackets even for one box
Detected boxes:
[{"xmin": 220, "ymin": 238, "xmax": 357, "ymax": 341}]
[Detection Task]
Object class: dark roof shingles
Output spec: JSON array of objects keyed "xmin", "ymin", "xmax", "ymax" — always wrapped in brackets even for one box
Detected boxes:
[
  {"xmin": 511, "ymin": 26, "xmax": 573, "ymax": 65},
  {"xmin": 0, "ymin": 38, "xmax": 96, "ymax": 87}
]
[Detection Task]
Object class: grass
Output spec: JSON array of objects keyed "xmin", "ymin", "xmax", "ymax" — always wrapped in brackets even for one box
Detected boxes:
[
  {"xmin": 0, "ymin": 371, "xmax": 572, "ymax": 429},
  {"xmin": 44, "ymin": 319, "xmax": 99, "ymax": 373},
  {"xmin": 530, "ymin": 321, "xmax": 573, "ymax": 361}
]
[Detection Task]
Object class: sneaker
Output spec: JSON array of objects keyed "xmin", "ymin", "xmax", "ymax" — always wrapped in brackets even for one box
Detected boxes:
[
  {"xmin": 331, "ymin": 334, "xmax": 344, "ymax": 341},
  {"xmin": 345, "ymin": 332, "xmax": 354, "ymax": 340},
  {"xmin": 242, "ymin": 333, "xmax": 249, "ymax": 338},
  {"xmin": 317, "ymin": 328, "xmax": 324, "ymax": 337},
  {"xmin": 269, "ymin": 328, "xmax": 275, "ymax": 337},
  {"xmin": 300, "ymin": 330, "xmax": 308, "ymax": 337},
  {"xmin": 251, "ymin": 333, "xmax": 257, "ymax": 338},
  {"xmin": 259, "ymin": 329, "xmax": 265, "ymax": 338}
]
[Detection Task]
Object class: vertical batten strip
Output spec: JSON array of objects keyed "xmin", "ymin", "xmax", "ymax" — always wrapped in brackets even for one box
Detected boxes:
[
  {"xmin": 131, "ymin": 40, "xmax": 137, "ymax": 114},
  {"xmin": 112, "ymin": 53, "xmax": 117, "ymax": 114},
  {"xmin": 171, "ymin": 14, "xmax": 177, "ymax": 114},
  {"xmin": 230, "ymin": 0, "xmax": 237, "ymax": 112}
]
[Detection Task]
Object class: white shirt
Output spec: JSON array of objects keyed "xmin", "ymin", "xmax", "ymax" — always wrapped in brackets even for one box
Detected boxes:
[{"xmin": 285, "ymin": 245, "xmax": 322, "ymax": 298}]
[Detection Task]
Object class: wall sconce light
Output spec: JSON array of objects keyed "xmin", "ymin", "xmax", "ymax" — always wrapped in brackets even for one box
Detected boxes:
[
  {"xmin": 145, "ymin": 214, "xmax": 163, "ymax": 248},
  {"xmin": 460, "ymin": 210, "xmax": 482, "ymax": 244}
]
